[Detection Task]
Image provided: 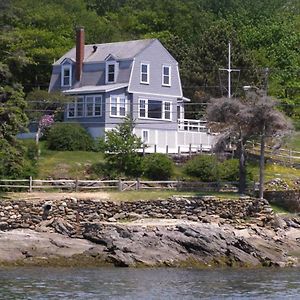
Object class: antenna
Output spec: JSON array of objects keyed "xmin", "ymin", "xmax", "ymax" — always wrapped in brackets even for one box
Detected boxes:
[{"xmin": 219, "ymin": 42, "xmax": 240, "ymax": 98}]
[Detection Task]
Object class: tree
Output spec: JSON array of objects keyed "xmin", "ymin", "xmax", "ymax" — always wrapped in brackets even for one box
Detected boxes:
[
  {"xmin": 26, "ymin": 89, "xmax": 71, "ymax": 156},
  {"xmin": 206, "ymin": 92, "xmax": 291, "ymax": 195},
  {"xmin": 103, "ymin": 117, "xmax": 143, "ymax": 178}
]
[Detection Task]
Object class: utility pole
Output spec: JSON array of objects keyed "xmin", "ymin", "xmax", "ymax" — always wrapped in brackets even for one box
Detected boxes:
[
  {"xmin": 259, "ymin": 67, "xmax": 269, "ymax": 199},
  {"xmin": 219, "ymin": 42, "xmax": 240, "ymax": 98}
]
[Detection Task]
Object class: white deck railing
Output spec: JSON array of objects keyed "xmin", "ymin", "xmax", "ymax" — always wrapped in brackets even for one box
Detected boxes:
[{"xmin": 178, "ymin": 119, "xmax": 208, "ymax": 132}]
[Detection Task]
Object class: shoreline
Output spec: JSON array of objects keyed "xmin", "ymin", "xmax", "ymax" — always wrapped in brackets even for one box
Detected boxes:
[{"xmin": 1, "ymin": 194, "xmax": 300, "ymax": 268}]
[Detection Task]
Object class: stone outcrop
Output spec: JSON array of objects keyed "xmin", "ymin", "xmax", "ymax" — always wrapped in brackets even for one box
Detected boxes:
[
  {"xmin": 0, "ymin": 195, "xmax": 300, "ymax": 268},
  {"xmin": 0, "ymin": 196, "xmax": 273, "ymax": 231}
]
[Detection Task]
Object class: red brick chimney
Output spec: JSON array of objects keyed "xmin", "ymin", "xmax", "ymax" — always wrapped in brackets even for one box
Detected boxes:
[{"xmin": 75, "ymin": 26, "xmax": 84, "ymax": 81}]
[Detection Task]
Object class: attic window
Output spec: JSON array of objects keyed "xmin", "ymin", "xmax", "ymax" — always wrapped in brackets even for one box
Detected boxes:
[
  {"xmin": 61, "ymin": 64, "xmax": 72, "ymax": 87},
  {"xmin": 140, "ymin": 63, "xmax": 149, "ymax": 84},
  {"xmin": 106, "ymin": 62, "xmax": 117, "ymax": 83},
  {"xmin": 162, "ymin": 65, "xmax": 171, "ymax": 86}
]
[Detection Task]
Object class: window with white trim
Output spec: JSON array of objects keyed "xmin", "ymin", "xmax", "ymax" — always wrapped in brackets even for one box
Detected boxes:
[
  {"xmin": 106, "ymin": 62, "xmax": 117, "ymax": 83},
  {"xmin": 142, "ymin": 130, "xmax": 149, "ymax": 143},
  {"xmin": 138, "ymin": 99, "xmax": 172, "ymax": 120},
  {"xmin": 67, "ymin": 96, "xmax": 102, "ymax": 118},
  {"xmin": 163, "ymin": 101, "xmax": 171, "ymax": 120},
  {"xmin": 110, "ymin": 96, "xmax": 127, "ymax": 117},
  {"xmin": 76, "ymin": 97, "xmax": 84, "ymax": 117},
  {"xmin": 61, "ymin": 64, "xmax": 72, "ymax": 87},
  {"xmin": 162, "ymin": 65, "xmax": 171, "ymax": 86},
  {"xmin": 140, "ymin": 63, "xmax": 149, "ymax": 84}
]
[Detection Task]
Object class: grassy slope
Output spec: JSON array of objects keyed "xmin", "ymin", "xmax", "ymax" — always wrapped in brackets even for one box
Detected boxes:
[{"xmin": 37, "ymin": 142, "xmax": 103, "ymax": 179}]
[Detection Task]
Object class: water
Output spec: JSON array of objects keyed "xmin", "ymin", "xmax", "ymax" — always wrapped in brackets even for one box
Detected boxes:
[{"xmin": 0, "ymin": 267, "xmax": 300, "ymax": 299}]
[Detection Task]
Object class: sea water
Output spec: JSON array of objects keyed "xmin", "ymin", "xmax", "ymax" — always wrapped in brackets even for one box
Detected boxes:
[{"xmin": 0, "ymin": 267, "xmax": 299, "ymax": 299}]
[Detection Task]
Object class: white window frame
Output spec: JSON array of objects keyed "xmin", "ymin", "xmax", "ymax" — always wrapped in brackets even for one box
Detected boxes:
[
  {"xmin": 85, "ymin": 95, "xmax": 102, "ymax": 117},
  {"xmin": 110, "ymin": 96, "xmax": 127, "ymax": 118},
  {"xmin": 163, "ymin": 101, "xmax": 172, "ymax": 120},
  {"xmin": 142, "ymin": 130, "xmax": 149, "ymax": 143},
  {"xmin": 162, "ymin": 65, "xmax": 171, "ymax": 87},
  {"xmin": 138, "ymin": 98, "xmax": 172, "ymax": 121},
  {"xmin": 138, "ymin": 98, "xmax": 147, "ymax": 118},
  {"xmin": 61, "ymin": 64, "xmax": 72, "ymax": 87},
  {"xmin": 106, "ymin": 62, "xmax": 118, "ymax": 84},
  {"xmin": 67, "ymin": 95, "xmax": 102, "ymax": 118},
  {"xmin": 140, "ymin": 63, "xmax": 150, "ymax": 84}
]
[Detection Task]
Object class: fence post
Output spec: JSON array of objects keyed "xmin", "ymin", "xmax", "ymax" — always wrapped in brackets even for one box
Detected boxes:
[
  {"xmin": 154, "ymin": 144, "xmax": 157, "ymax": 153},
  {"xmin": 178, "ymin": 146, "xmax": 181, "ymax": 155},
  {"xmin": 166, "ymin": 145, "xmax": 168, "ymax": 154},
  {"xmin": 29, "ymin": 176, "xmax": 32, "ymax": 192},
  {"xmin": 118, "ymin": 178, "xmax": 122, "ymax": 191},
  {"xmin": 200, "ymin": 144, "xmax": 203, "ymax": 154},
  {"xmin": 136, "ymin": 178, "xmax": 140, "ymax": 190},
  {"xmin": 189, "ymin": 143, "xmax": 192, "ymax": 158},
  {"xmin": 143, "ymin": 145, "xmax": 145, "ymax": 156}
]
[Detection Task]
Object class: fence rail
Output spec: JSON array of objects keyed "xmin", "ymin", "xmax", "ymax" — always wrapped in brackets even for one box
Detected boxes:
[{"xmin": 0, "ymin": 178, "xmax": 251, "ymax": 193}]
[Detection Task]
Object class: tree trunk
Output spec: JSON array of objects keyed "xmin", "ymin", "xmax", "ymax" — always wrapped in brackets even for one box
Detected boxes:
[
  {"xmin": 259, "ymin": 125, "xmax": 266, "ymax": 199},
  {"xmin": 237, "ymin": 140, "xmax": 246, "ymax": 195},
  {"xmin": 35, "ymin": 127, "xmax": 41, "ymax": 159}
]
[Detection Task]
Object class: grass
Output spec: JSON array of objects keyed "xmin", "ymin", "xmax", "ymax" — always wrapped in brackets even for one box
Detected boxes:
[
  {"xmin": 270, "ymin": 204, "xmax": 290, "ymax": 214},
  {"xmin": 108, "ymin": 190, "xmax": 240, "ymax": 202},
  {"xmin": 287, "ymin": 131, "xmax": 300, "ymax": 151},
  {"xmin": 37, "ymin": 141, "xmax": 103, "ymax": 179}
]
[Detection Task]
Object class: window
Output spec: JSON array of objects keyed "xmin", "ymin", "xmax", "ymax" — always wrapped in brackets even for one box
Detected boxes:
[
  {"xmin": 110, "ymin": 96, "xmax": 127, "ymax": 117},
  {"xmin": 139, "ymin": 99, "xmax": 146, "ymax": 118},
  {"xmin": 163, "ymin": 101, "xmax": 171, "ymax": 120},
  {"xmin": 106, "ymin": 62, "xmax": 116, "ymax": 83},
  {"xmin": 177, "ymin": 105, "xmax": 181, "ymax": 120},
  {"xmin": 67, "ymin": 102, "xmax": 75, "ymax": 118},
  {"xmin": 61, "ymin": 64, "xmax": 72, "ymax": 87},
  {"xmin": 142, "ymin": 130, "xmax": 149, "ymax": 143},
  {"xmin": 138, "ymin": 99, "xmax": 172, "ymax": 120},
  {"xmin": 67, "ymin": 96, "xmax": 102, "ymax": 118},
  {"xmin": 140, "ymin": 63, "xmax": 149, "ymax": 84},
  {"xmin": 148, "ymin": 100, "xmax": 162, "ymax": 119},
  {"xmin": 76, "ymin": 97, "xmax": 84, "ymax": 117},
  {"xmin": 162, "ymin": 65, "xmax": 171, "ymax": 86}
]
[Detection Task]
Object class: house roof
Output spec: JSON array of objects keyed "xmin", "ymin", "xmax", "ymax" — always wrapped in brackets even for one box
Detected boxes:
[
  {"xmin": 54, "ymin": 39, "xmax": 155, "ymax": 65},
  {"xmin": 63, "ymin": 83, "xmax": 128, "ymax": 95}
]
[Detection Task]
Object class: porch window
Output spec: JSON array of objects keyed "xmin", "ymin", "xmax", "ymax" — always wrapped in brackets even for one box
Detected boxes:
[
  {"xmin": 110, "ymin": 96, "xmax": 127, "ymax": 117},
  {"xmin": 67, "ymin": 102, "xmax": 75, "ymax": 118},
  {"xmin": 162, "ymin": 65, "xmax": 171, "ymax": 86},
  {"xmin": 76, "ymin": 97, "xmax": 84, "ymax": 117},
  {"xmin": 140, "ymin": 63, "xmax": 149, "ymax": 84},
  {"xmin": 61, "ymin": 64, "xmax": 72, "ymax": 87},
  {"xmin": 86, "ymin": 96, "xmax": 94, "ymax": 117}
]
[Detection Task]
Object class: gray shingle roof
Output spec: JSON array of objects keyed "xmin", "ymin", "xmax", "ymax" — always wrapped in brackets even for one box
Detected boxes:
[
  {"xmin": 63, "ymin": 83, "xmax": 128, "ymax": 94},
  {"xmin": 54, "ymin": 39, "xmax": 155, "ymax": 65}
]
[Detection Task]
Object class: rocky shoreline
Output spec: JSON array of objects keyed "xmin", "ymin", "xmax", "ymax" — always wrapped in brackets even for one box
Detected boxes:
[{"xmin": 1, "ymin": 195, "xmax": 300, "ymax": 268}]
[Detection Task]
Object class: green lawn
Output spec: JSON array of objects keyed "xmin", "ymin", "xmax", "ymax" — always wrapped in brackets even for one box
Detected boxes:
[{"xmin": 37, "ymin": 142, "xmax": 103, "ymax": 179}]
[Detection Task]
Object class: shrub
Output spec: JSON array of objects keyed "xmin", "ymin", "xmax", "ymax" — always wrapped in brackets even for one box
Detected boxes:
[
  {"xmin": 142, "ymin": 153, "xmax": 174, "ymax": 180},
  {"xmin": 46, "ymin": 123, "xmax": 94, "ymax": 151},
  {"xmin": 220, "ymin": 159, "xmax": 239, "ymax": 181},
  {"xmin": 183, "ymin": 155, "xmax": 220, "ymax": 182}
]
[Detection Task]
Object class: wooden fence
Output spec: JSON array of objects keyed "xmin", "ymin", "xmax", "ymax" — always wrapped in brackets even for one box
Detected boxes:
[{"xmin": 0, "ymin": 178, "xmax": 250, "ymax": 193}]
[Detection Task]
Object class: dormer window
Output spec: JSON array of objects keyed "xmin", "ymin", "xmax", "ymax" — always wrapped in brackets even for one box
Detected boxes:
[
  {"xmin": 162, "ymin": 65, "xmax": 171, "ymax": 86},
  {"xmin": 106, "ymin": 62, "xmax": 117, "ymax": 83},
  {"xmin": 61, "ymin": 64, "xmax": 72, "ymax": 87},
  {"xmin": 140, "ymin": 63, "xmax": 149, "ymax": 84}
]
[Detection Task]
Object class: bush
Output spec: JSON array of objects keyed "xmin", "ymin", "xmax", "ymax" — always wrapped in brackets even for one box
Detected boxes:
[
  {"xmin": 46, "ymin": 123, "xmax": 94, "ymax": 151},
  {"xmin": 142, "ymin": 153, "xmax": 174, "ymax": 180},
  {"xmin": 219, "ymin": 159, "xmax": 239, "ymax": 181},
  {"xmin": 183, "ymin": 155, "xmax": 220, "ymax": 182}
]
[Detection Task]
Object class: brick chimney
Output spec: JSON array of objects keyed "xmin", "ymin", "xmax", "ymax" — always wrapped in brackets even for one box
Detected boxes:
[{"xmin": 75, "ymin": 26, "xmax": 84, "ymax": 81}]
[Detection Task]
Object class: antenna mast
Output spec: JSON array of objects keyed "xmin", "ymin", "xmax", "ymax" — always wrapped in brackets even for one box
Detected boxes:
[{"xmin": 219, "ymin": 42, "xmax": 240, "ymax": 98}]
